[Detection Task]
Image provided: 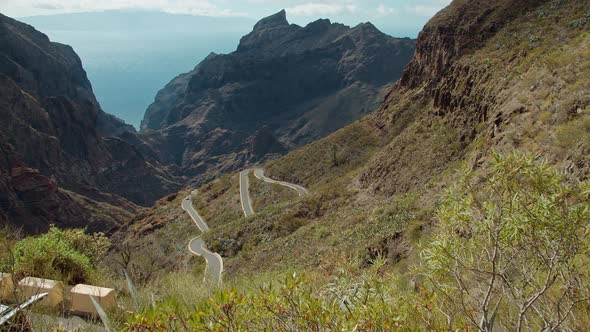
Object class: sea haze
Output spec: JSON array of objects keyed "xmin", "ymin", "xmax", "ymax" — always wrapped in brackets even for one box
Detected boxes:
[{"xmin": 19, "ymin": 11, "xmax": 255, "ymax": 129}]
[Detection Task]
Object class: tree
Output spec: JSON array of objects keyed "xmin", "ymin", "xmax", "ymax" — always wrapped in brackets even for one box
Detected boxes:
[{"xmin": 420, "ymin": 152, "xmax": 590, "ymax": 331}]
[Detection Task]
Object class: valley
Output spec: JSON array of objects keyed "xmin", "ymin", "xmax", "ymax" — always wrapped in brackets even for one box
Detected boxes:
[{"xmin": 2, "ymin": 0, "xmax": 590, "ymax": 330}]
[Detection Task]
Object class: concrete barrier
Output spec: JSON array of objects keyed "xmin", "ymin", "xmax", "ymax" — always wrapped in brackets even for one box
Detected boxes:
[
  {"xmin": 70, "ymin": 284, "xmax": 116, "ymax": 315},
  {"xmin": 0, "ymin": 273, "xmax": 14, "ymax": 300},
  {"xmin": 18, "ymin": 277, "xmax": 63, "ymax": 307}
]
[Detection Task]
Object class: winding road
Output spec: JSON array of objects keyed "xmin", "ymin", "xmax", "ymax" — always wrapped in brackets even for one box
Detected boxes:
[
  {"xmin": 184, "ymin": 170, "xmax": 307, "ymax": 285},
  {"xmin": 240, "ymin": 168, "xmax": 309, "ymax": 217},
  {"xmin": 182, "ymin": 190, "xmax": 223, "ymax": 286},
  {"xmin": 253, "ymin": 169, "xmax": 309, "ymax": 196},
  {"xmin": 239, "ymin": 170, "xmax": 255, "ymax": 217}
]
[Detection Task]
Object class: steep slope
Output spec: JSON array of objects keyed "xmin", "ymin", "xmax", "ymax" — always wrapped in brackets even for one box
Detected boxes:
[
  {"xmin": 0, "ymin": 14, "xmax": 183, "ymax": 233},
  {"xmin": 121, "ymin": 0, "xmax": 590, "ymax": 280},
  {"xmin": 139, "ymin": 10, "xmax": 415, "ymax": 182}
]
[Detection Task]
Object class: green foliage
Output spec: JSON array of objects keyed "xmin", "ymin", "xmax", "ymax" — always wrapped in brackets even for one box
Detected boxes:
[
  {"xmin": 369, "ymin": 194, "xmax": 419, "ymax": 233},
  {"xmin": 5, "ymin": 226, "xmax": 110, "ymax": 284},
  {"xmin": 420, "ymin": 152, "xmax": 590, "ymax": 331},
  {"xmin": 61, "ymin": 228, "xmax": 110, "ymax": 262},
  {"xmin": 126, "ymin": 270, "xmax": 414, "ymax": 331},
  {"xmin": 556, "ymin": 110, "xmax": 590, "ymax": 148}
]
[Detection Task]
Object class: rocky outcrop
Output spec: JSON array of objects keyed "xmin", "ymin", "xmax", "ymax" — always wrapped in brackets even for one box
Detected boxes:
[
  {"xmin": 0, "ymin": 14, "xmax": 182, "ymax": 233},
  {"xmin": 140, "ymin": 10, "xmax": 415, "ymax": 182},
  {"xmin": 400, "ymin": 0, "xmax": 547, "ymax": 89},
  {"xmin": 0, "ymin": 141, "xmax": 135, "ymax": 234},
  {"xmin": 359, "ymin": 0, "xmax": 579, "ymax": 194}
]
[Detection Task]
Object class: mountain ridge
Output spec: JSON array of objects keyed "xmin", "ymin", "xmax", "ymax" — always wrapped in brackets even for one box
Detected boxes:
[
  {"xmin": 120, "ymin": 0, "xmax": 590, "ymax": 294},
  {"xmin": 0, "ymin": 13, "xmax": 183, "ymax": 233},
  {"xmin": 139, "ymin": 10, "xmax": 416, "ymax": 185}
]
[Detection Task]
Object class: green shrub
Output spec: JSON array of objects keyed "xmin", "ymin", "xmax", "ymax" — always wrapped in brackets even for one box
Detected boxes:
[
  {"xmin": 6, "ymin": 226, "xmax": 110, "ymax": 284},
  {"xmin": 556, "ymin": 111, "xmax": 590, "ymax": 148},
  {"xmin": 126, "ymin": 271, "xmax": 414, "ymax": 331},
  {"xmin": 420, "ymin": 152, "xmax": 590, "ymax": 331}
]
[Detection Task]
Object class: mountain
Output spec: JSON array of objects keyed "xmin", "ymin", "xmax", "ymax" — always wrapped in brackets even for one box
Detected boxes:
[
  {"xmin": 19, "ymin": 11, "xmax": 256, "ymax": 128},
  {"xmin": 0, "ymin": 13, "xmax": 182, "ymax": 233},
  {"xmin": 3, "ymin": 0, "xmax": 590, "ymax": 329},
  {"xmin": 118, "ymin": 0, "xmax": 590, "ymax": 308},
  {"xmin": 139, "ymin": 10, "xmax": 416, "ymax": 181}
]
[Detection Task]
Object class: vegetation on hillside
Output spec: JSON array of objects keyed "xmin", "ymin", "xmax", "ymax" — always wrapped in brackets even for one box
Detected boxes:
[
  {"xmin": 114, "ymin": 2, "xmax": 590, "ymax": 329},
  {"xmin": 247, "ymin": 171, "xmax": 297, "ymax": 213},
  {"xmin": 420, "ymin": 153, "xmax": 590, "ymax": 330},
  {"xmin": 106, "ymin": 190, "xmax": 198, "ymax": 284},
  {"xmin": 4, "ymin": 1, "xmax": 587, "ymax": 330},
  {"xmin": 193, "ymin": 174, "xmax": 242, "ymax": 229},
  {"xmin": 122, "ymin": 153, "xmax": 590, "ymax": 331}
]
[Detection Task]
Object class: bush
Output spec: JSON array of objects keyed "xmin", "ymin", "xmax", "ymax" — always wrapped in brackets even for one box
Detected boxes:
[
  {"xmin": 419, "ymin": 152, "xmax": 590, "ymax": 331},
  {"xmin": 556, "ymin": 111, "xmax": 590, "ymax": 148},
  {"xmin": 126, "ymin": 271, "xmax": 413, "ymax": 331},
  {"xmin": 5, "ymin": 226, "xmax": 110, "ymax": 284},
  {"xmin": 369, "ymin": 194, "xmax": 419, "ymax": 233}
]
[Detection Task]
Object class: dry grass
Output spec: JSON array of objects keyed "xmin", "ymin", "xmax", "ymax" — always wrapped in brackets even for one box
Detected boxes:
[{"xmin": 247, "ymin": 171, "xmax": 297, "ymax": 212}]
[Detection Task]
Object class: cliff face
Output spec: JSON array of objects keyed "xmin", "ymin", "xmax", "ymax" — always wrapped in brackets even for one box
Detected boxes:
[
  {"xmin": 360, "ymin": 0, "xmax": 590, "ymax": 193},
  {"xmin": 0, "ymin": 14, "xmax": 182, "ymax": 233},
  {"xmin": 140, "ymin": 10, "xmax": 416, "ymax": 181},
  {"xmin": 400, "ymin": 0, "xmax": 546, "ymax": 89},
  {"xmin": 0, "ymin": 138, "xmax": 136, "ymax": 234}
]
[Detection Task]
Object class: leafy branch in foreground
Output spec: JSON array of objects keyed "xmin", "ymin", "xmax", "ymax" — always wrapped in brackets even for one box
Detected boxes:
[{"xmin": 420, "ymin": 152, "xmax": 590, "ymax": 331}]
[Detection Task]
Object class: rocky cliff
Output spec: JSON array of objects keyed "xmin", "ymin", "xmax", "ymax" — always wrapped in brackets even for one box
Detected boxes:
[
  {"xmin": 0, "ymin": 14, "xmax": 182, "ymax": 233},
  {"xmin": 359, "ymin": 0, "xmax": 590, "ymax": 192},
  {"xmin": 140, "ymin": 10, "xmax": 415, "ymax": 181}
]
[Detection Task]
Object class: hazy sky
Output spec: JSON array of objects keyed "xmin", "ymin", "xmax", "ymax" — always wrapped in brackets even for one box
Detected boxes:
[{"xmin": 4, "ymin": 0, "xmax": 452, "ymax": 37}]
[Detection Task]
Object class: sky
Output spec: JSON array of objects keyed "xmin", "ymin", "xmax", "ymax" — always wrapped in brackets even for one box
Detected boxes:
[{"xmin": 3, "ymin": 0, "xmax": 452, "ymax": 38}]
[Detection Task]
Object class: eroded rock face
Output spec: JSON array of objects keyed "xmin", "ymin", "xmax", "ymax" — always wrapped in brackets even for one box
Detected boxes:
[
  {"xmin": 0, "ymin": 14, "xmax": 182, "ymax": 233},
  {"xmin": 400, "ymin": 0, "xmax": 546, "ymax": 89},
  {"xmin": 140, "ymin": 10, "xmax": 416, "ymax": 183},
  {"xmin": 0, "ymin": 141, "xmax": 137, "ymax": 234},
  {"xmin": 359, "ymin": 0, "xmax": 556, "ymax": 195}
]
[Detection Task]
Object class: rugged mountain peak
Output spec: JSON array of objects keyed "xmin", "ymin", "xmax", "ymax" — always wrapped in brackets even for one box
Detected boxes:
[
  {"xmin": 141, "ymin": 14, "xmax": 416, "ymax": 183},
  {"xmin": 237, "ymin": 10, "xmax": 297, "ymax": 52},
  {"xmin": 253, "ymin": 9, "xmax": 289, "ymax": 30},
  {"xmin": 355, "ymin": 22, "xmax": 379, "ymax": 32},
  {"xmin": 306, "ymin": 18, "xmax": 332, "ymax": 30}
]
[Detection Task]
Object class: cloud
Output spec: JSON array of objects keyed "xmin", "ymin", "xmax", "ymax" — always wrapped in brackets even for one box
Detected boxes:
[
  {"xmin": 12, "ymin": 0, "xmax": 248, "ymax": 17},
  {"xmin": 376, "ymin": 4, "xmax": 397, "ymax": 17},
  {"xmin": 286, "ymin": 3, "xmax": 357, "ymax": 17},
  {"xmin": 6, "ymin": 0, "xmax": 452, "ymax": 23},
  {"xmin": 32, "ymin": 3, "xmax": 65, "ymax": 10},
  {"xmin": 405, "ymin": 2, "xmax": 449, "ymax": 17}
]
